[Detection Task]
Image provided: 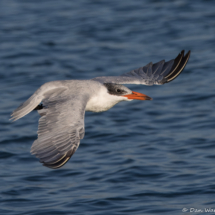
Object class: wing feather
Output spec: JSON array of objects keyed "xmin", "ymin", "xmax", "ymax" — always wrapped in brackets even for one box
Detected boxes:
[
  {"xmin": 166, "ymin": 51, "xmax": 191, "ymax": 82},
  {"xmin": 92, "ymin": 50, "xmax": 191, "ymax": 85},
  {"xmin": 30, "ymin": 90, "xmax": 90, "ymax": 169}
]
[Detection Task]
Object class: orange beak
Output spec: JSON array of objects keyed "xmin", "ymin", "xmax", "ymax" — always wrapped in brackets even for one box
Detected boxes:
[{"xmin": 123, "ymin": 91, "xmax": 152, "ymax": 100}]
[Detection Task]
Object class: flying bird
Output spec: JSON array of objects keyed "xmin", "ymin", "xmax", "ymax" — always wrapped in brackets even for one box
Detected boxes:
[{"xmin": 11, "ymin": 50, "xmax": 191, "ymax": 169}]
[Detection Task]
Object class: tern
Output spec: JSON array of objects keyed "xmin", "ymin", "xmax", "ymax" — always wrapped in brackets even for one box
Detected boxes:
[{"xmin": 11, "ymin": 50, "xmax": 191, "ymax": 169}]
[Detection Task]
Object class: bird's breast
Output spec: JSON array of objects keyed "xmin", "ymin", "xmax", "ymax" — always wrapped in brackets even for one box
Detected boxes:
[{"xmin": 85, "ymin": 94, "xmax": 120, "ymax": 112}]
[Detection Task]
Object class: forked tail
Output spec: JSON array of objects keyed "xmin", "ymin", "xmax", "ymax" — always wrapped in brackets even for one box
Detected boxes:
[
  {"xmin": 10, "ymin": 89, "xmax": 44, "ymax": 121},
  {"xmin": 10, "ymin": 81, "xmax": 67, "ymax": 121}
]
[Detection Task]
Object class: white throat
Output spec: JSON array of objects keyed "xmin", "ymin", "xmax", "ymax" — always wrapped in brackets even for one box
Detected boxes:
[{"xmin": 85, "ymin": 87, "xmax": 128, "ymax": 112}]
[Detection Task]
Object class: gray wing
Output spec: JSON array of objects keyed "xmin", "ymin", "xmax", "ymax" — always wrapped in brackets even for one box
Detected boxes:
[
  {"xmin": 31, "ymin": 89, "xmax": 90, "ymax": 169},
  {"xmin": 92, "ymin": 50, "xmax": 190, "ymax": 85}
]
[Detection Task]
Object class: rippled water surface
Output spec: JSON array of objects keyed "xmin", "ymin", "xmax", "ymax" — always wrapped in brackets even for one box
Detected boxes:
[{"xmin": 1, "ymin": 0, "xmax": 215, "ymax": 214}]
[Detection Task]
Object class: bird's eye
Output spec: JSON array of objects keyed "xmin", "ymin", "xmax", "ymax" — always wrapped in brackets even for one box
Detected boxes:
[{"xmin": 116, "ymin": 89, "xmax": 121, "ymax": 93}]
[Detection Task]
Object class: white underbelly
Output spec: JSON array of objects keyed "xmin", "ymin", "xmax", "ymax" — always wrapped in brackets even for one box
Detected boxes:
[{"xmin": 85, "ymin": 96, "xmax": 120, "ymax": 112}]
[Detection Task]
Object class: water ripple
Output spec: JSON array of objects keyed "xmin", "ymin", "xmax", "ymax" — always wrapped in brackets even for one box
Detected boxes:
[{"xmin": 1, "ymin": 0, "xmax": 215, "ymax": 214}]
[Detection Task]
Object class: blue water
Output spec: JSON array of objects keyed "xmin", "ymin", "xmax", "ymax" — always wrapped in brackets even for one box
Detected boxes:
[{"xmin": 1, "ymin": 0, "xmax": 215, "ymax": 214}]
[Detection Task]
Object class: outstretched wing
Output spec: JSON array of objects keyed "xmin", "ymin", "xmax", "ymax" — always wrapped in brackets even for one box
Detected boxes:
[
  {"xmin": 92, "ymin": 50, "xmax": 190, "ymax": 85},
  {"xmin": 31, "ymin": 89, "xmax": 90, "ymax": 169}
]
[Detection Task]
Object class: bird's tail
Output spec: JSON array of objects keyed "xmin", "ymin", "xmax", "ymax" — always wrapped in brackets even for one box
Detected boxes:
[
  {"xmin": 10, "ymin": 89, "xmax": 44, "ymax": 121},
  {"xmin": 10, "ymin": 81, "xmax": 68, "ymax": 121}
]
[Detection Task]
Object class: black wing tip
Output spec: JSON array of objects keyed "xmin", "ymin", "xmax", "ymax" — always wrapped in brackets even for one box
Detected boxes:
[
  {"xmin": 41, "ymin": 149, "xmax": 75, "ymax": 169},
  {"xmin": 42, "ymin": 155, "xmax": 72, "ymax": 169},
  {"xmin": 165, "ymin": 50, "xmax": 191, "ymax": 83}
]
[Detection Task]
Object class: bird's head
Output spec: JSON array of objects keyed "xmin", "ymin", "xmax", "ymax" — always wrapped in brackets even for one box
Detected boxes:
[{"xmin": 104, "ymin": 83, "xmax": 152, "ymax": 101}]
